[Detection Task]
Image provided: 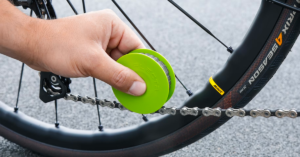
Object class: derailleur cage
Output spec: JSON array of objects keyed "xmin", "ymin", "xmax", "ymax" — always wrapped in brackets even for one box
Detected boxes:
[{"xmin": 39, "ymin": 72, "xmax": 71, "ymax": 103}]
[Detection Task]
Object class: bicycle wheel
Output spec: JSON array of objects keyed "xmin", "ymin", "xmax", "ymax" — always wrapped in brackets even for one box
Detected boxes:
[{"xmin": 1, "ymin": 0, "xmax": 300, "ymax": 156}]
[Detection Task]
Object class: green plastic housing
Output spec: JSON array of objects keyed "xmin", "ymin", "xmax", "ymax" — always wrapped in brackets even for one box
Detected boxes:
[{"xmin": 112, "ymin": 49, "xmax": 176, "ymax": 114}]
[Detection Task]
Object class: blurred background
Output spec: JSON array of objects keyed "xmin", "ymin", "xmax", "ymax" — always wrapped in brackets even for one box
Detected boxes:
[{"xmin": 1, "ymin": 0, "xmax": 300, "ymax": 156}]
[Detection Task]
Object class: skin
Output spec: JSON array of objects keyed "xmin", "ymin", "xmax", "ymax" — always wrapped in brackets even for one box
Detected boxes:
[{"xmin": 0, "ymin": 0, "xmax": 147, "ymax": 96}]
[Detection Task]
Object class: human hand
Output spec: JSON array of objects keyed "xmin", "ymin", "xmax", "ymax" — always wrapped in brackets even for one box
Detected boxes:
[{"xmin": 2, "ymin": 8, "xmax": 147, "ymax": 96}]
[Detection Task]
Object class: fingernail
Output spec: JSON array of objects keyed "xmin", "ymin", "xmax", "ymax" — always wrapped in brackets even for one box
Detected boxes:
[{"xmin": 127, "ymin": 81, "xmax": 146, "ymax": 96}]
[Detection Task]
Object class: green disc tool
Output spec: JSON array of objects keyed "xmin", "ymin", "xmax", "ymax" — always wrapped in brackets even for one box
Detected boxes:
[{"xmin": 112, "ymin": 49, "xmax": 176, "ymax": 114}]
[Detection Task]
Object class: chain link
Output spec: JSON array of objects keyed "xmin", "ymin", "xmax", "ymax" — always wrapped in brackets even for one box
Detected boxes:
[
  {"xmin": 64, "ymin": 94, "xmax": 300, "ymax": 118},
  {"xmin": 275, "ymin": 109, "xmax": 297, "ymax": 118},
  {"xmin": 225, "ymin": 108, "xmax": 245, "ymax": 117},
  {"xmin": 250, "ymin": 109, "xmax": 271, "ymax": 118},
  {"xmin": 202, "ymin": 107, "xmax": 222, "ymax": 117}
]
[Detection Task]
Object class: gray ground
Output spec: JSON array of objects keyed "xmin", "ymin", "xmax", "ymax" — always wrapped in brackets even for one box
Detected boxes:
[{"xmin": 1, "ymin": 0, "xmax": 300, "ymax": 156}]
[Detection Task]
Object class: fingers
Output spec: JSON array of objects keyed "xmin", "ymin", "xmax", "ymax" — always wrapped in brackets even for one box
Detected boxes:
[
  {"xmin": 90, "ymin": 10, "xmax": 146, "ymax": 96},
  {"xmin": 104, "ymin": 10, "xmax": 145, "ymax": 57},
  {"xmin": 88, "ymin": 50, "xmax": 146, "ymax": 96},
  {"xmin": 110, "ymin": 48, "xmax": 124, "ymax": 60},
  {"xmin": 76, "ymin": 10, "xmax": 147, "ymax": 96}
]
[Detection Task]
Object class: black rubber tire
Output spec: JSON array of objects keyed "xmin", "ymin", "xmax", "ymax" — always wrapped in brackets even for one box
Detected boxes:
[{"xmin": 1, "ymin": 0, "xmax": 300, "ymax": 156}]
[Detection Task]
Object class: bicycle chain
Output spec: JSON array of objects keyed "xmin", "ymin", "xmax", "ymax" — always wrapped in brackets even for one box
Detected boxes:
[{"xmin": 63, "ymin": 94, "xmax": 299, "ymax": 118}]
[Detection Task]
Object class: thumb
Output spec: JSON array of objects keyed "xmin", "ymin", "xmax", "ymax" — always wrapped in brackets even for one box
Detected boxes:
[{"xmin": 90, "ymin": 53, "xmax": 146, "ymax": 96}]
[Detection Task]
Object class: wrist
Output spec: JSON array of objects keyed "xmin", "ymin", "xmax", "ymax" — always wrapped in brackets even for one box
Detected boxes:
[
  {"xmin": 0, "ymin": 1, "xmax": 42, "ymax": 65},
  {"xmin": 20, "ymin": 17, "xmax": 46, "ymax": 66}
]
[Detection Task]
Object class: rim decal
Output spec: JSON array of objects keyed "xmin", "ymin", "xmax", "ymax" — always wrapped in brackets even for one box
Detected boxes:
[
  {"xmin": 209, "ymin": 77, "xmax": 225, "ymax": 95},
  {"xmin": 276, "ymin": 32, "xmax": 283, "ymax": 46}
]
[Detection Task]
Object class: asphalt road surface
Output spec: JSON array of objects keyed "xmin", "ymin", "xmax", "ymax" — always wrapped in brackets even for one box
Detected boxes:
[{"xmin": 1, "ymin": 0, "xmax": 300, "ymax": 156}]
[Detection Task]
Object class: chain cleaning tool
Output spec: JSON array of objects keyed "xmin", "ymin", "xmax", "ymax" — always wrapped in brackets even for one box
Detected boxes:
[{"xmin": 112, "ymin": 49, "xmax": 176, "ymax": 114}]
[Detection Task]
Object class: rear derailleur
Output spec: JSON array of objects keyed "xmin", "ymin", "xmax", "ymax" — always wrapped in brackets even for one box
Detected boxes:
[{"xmin": 39, "ymin": 72, "xmax": 71, "ymax": 103}]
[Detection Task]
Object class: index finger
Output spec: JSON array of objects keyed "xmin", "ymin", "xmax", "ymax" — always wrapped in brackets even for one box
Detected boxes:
[{"xmin": 106, "ymin": 11, "xmax": 145, "ymax": 60}]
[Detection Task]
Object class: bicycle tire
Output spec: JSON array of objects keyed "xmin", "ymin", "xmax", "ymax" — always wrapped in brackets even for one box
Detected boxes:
[{"xmin": 1, "ymin": 0, "xmax": 300, "ymax": 156}]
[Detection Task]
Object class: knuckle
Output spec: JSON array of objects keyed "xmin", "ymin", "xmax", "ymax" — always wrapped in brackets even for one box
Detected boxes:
[
  {"xmin": 102, "ymin": 9, "xmax": 116, "ymax": 17},
  {"xmin": 112, "ymin": 68, "xmax": 131, "ymax": 88}
]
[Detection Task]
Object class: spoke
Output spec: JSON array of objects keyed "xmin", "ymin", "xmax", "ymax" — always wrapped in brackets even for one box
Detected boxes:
[
  {"xmin": 112, "ymin": 0, "xmax": 193, "ymax": 96},
  {"xmin": 92, "ymin": 79, "xmax": 98, "ymax": 98},
  {"xmin": 96, "ymin": 105, "xmax": 103, "ymax": 131},
  {"xmin": 42, "ymin": 0, "xmax": 58, "ymax": 127},
  {"xmin": 14, "ymin": 63, "xmax": 25, "ymax": 112},
  {"xmin": 81, "ymin": 0, "xmax": 104, "ymax": 131},
  {"xmin": 54, "ymin": 100, "xmax": 59, "ymax": 127},
  {"xmin": 93, "ymin": 78, "xmax": 103, "ymax": 131},
  {"xmin": 34, "ymin": 0, "xmax": 42, "ymax": 18},
  {"xmin": 175, "ymin": 75, "xmax": 193, "ymax": 96},
  {"xmin": 112, "ymin": 0, "xmax": 156, "ymax": 51},
  {"xmin": 82, "ymin": 0, "xmax": 86, "ymax": 13},
  {"xmin": 15, "ymin": 10, "xmax": 33, "ymax": 112},
  {"xmin": 269, "ymin": 0, "xmax": 300, "ymax": 12},
  {"xmin": 168, "ymin": 0, "xmax": 233, "ymax": 53},
  {"xmin": 142, "ymin": 114, "xmax": 148, "ymax": 122},
  {"xmin": 66, "ymin": 0, "xmax": 78, "ymax": 15},
  {"xmin": 41, "ymin": 0, "xmax": 51, "ymax": 19},
  {"xmin": 69, "ymin": 0, "xmax": 103, "ymax": 131}
]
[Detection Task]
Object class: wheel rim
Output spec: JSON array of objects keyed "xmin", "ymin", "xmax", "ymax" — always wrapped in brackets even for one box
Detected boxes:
[{"xmin": 0, "ymin": 0, "xmax": 294, "ymax": 156}]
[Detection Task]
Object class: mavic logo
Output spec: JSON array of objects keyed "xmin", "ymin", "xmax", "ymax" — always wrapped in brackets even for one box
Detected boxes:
[
  {"xmin": 213, "ymin": 85, "xmax": 223, "ymax": 94},
  {"xmin": 209, "ymin": 77, "xmax": 225, "ymax": 95}
]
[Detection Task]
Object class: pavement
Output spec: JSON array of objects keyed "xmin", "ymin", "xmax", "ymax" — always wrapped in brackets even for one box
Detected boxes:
[{"xmin": 1, "ymin": 0, "xmax": 300, "ymax": 156}]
